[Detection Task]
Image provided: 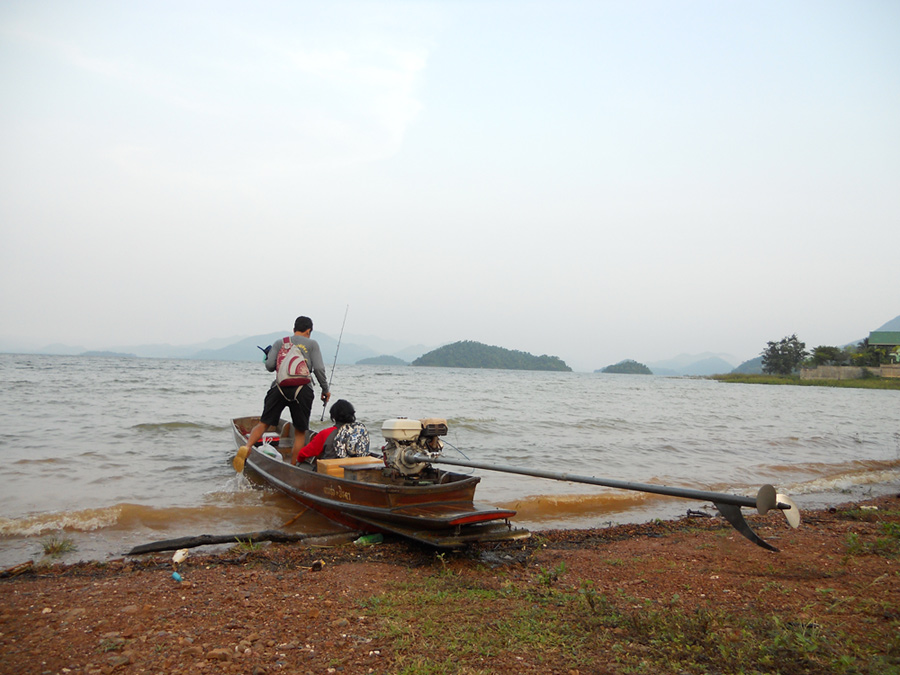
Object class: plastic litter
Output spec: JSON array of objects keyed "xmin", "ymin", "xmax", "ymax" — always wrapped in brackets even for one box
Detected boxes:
[
  {"xmin": 172, "ymin": 571, "xmax": 183, "ymax": 582},
  {"xmin": 354, "ymin": 533, "xmax": 383, "ymax": 546},
  {"xmin": 258, "ymin": 443, "xmax": 283, "ymax": 461}
]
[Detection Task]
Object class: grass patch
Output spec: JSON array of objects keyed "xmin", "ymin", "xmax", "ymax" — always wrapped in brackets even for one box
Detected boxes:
[
  {"xmin": 359, "ymin": 567, "xmax": 900, "ymax": 674},
  {"xmin": 231, "ymin": 537, "xmax": 265, "ymax": 552},
  {"xmin": 839, "ymin": 507, "xmax": 900, "ymax": 522},
  {"xmin": 41, "ymin": 536, "xmax": 76, "ymax": 557},
  {"xmin": 845, "ymin": 523, "xmax": 900, "ymax": 558},
  {"xmin": 711, "ymin": 373, "xmax": 900, "ymax": 389}
]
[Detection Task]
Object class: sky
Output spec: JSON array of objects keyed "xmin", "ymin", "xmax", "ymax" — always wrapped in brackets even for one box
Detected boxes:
[{"xmin": 1, "ymin": 1, "xmax": 898, "ymax": 372}]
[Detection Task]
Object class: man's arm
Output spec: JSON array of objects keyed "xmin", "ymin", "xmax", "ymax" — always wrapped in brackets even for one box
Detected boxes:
[
  {"xmin": 292, "ymin": 428, "xmax": 333, "ymax": 464},
  {"xmin": 308, "ymin": 341, "xmax": 329, "ymax": 394},
  {"xmin": 265, "ymin": 339, "xmax": 280, "ymax": 372}
]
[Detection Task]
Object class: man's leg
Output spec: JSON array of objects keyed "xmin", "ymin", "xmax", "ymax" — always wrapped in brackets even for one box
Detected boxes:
[
  {"xmin": 235, "ymin": 389, "xmax": 284, "ymax": 471},
  {"xmin": 289, "ymin": 386, "xmax": 314, "ymax": 459},
  {"xmin": 244, "ymin": 421, "xmax": 270, "ymax": 449}
]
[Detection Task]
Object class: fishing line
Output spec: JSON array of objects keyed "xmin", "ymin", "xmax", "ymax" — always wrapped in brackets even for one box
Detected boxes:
[{"xmin": 321, "ymin": 304, "xmax": 349, "ymax": 421}]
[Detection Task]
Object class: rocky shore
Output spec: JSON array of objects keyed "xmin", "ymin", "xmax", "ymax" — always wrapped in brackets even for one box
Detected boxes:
[{"xmin": 2, "ymin": 494, "xmax": 898, "ymax": 674}]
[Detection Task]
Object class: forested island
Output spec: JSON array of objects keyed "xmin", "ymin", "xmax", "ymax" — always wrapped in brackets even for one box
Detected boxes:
[
  {"xmin": 412, "ymin": 340, "xmax": 571, "ymax": 371},
  {"xmin": 80, "ymin": 351, "xmax": 136, "ymax": 358},
  {"xmin": 597, "ymin": 359, "xmax": 653, "ymax": 374},
  {"xmin": 356, "ymin": 355, "xmax": 408, "ymax": 366}
]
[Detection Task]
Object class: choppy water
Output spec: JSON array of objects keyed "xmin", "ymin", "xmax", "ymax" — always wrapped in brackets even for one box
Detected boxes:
[{"xmin": 1, "ymin": 353, "xmax": 898, "ymax": 566}]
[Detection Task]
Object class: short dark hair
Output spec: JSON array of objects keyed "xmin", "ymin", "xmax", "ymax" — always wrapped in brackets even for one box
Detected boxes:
[
  {"xmin": 329, "ymin": 399, "xmax": 356, "ymax": 426},
  {"xmin": 294, "ymin": 316, "xmax": 313, "ymax": 333}
]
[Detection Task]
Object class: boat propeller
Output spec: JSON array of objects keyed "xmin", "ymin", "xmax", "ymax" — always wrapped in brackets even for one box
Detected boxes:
[{"xmin": 404, "ymin": 450, "xmax": 801, "ymax": 552}]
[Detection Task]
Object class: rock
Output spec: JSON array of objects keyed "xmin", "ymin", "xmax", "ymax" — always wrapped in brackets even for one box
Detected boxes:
[
  {"xmin": 106, "ymin": 653, "xmax": 131, "ymax": 669},
  {"xmin": 99, "ymin": 635, "xmax": 126, "ymax": 652},
  {"xmin": 206, "ymin": 648, "xmax": 232, "ymax": 661}
]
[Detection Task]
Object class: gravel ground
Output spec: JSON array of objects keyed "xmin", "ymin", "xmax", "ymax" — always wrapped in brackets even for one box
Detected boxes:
[{"xmin": 2, "ymin": 494, "xmax": 898, "ymax": 675}]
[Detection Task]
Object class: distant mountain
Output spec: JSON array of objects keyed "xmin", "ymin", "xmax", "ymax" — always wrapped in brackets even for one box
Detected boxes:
[
  {"xmin": 80, "ymin": 351, "xmax": 136, "ymax": 358},
  {"xmin": 598, "ymin": 360, "xmax": 652, "ymax": 375},
  {"xmin": 37, "ymin": 343, "xmax": 87, "ymax": 355},
  {"xmin": 105, "ymin": 336, "xmax": 245, "ymax": 359},
  {"xmin": 875, "ymin": 315, "xmax": 900, "ymax": 331},
  {"xmin": 356, "ymin": 355, "xmax": 409, "ymax": 366},
  {"xmin": 646, "ymin": 353, "xmax": 738, "ymax": 376},
  {"xmin": 731, "ymin": 356, "xmax": 764, "ymax": 374},
  {"xmin": 412, "ymin": 341, "xmax": 572, "ymax": 371},
  {"xmin": 191, "ymin": 332, "xmax": 379, "ymax": 364},
  {"xmin": 3, "ymin": 332, "xmax": 433, "ymax": 364}
]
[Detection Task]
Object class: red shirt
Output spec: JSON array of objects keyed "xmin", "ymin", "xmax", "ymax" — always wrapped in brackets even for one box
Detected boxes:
[{"xmin": 295, "ymin": 426, "xmax": 336, "ymax": 462}]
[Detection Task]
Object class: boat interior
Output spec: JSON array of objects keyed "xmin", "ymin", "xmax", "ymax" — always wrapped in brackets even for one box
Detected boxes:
[{"xmin": 233, "ymin": 416, "xmax": 474, "ymax": 487}]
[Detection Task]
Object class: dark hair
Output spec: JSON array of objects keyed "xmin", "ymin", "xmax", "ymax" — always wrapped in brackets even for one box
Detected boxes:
[
  {"xmin": 293, "ymin": 316, "xmax": 313, "ymax": 333},
  {"xmin": 329, "ymin": 399, "xmax": 356, "ymax": 426}
]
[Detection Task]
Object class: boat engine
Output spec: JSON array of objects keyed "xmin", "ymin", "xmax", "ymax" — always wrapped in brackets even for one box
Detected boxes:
[{"xmin": 381, "ymin": 418, "xmax": 448, "ymax": 476}]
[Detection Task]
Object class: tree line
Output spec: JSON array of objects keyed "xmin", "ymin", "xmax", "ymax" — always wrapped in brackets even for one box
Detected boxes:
[{"xmin": 761, "ymin": 335, "xmax": 896, "ymax": 376}]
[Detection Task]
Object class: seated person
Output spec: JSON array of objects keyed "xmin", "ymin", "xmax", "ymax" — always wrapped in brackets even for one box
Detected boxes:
[{"xmin": 292, "ymin": 399, "xmax": 370, "ymax": 465}]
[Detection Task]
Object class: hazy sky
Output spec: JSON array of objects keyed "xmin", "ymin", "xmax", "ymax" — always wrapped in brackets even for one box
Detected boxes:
[{"xmin": 2, "ymin": 1, "xmax": 898, "ymax": 371}]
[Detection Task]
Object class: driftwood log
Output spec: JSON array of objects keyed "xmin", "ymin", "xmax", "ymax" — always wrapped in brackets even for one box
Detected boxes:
[
  {"xmin": 0, "ymin": 560, "xmax": 34, "ymax": 579},
  {"xmin": 125, "ymin": 529, "xmax": 351, "ymax": 556}
]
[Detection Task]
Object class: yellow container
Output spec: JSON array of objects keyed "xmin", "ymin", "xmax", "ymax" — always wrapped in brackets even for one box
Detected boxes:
[{"xmin": 317, "ymin": 456, "xmax": 383, "ymax": 478}]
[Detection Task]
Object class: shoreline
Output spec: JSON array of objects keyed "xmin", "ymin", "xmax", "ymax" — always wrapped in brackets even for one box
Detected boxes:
[
  {"xmin": 711, "ymin": 372, "xmax": 900, "ymax": 389},
  {"xmin": 3, "ymin": 478, "xmax": 898, "ymax": 571},
  {"xmin": 2, "ymin": 493, "xmax": 898, "ymax": 674}
]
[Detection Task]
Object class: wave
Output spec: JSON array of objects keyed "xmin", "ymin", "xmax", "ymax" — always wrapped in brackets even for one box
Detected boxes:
[
  {"xmin": 132, "ymin": 421, "xmax": 226, "ymax": 433},
  {"xmin": 0, "ymin": 506, "xmax": 125, "ymax": 536},
  {"xmin": 756, "ymin": 458, "xmax": 900, "ymax": 482},
  {"xmin": 499, "ymin": 458, "xmax": 900, "ymax": 523},
  {"xmin": 776, "ymin": 459, "xmax": 900, "ymax": 496},
  {"xmin": 0, "ymin": 492, "xmax": 284, "ymax": 538},
  {"xmin": 9, "ymin": 457, "xmax": 67, "ymax": 466}
]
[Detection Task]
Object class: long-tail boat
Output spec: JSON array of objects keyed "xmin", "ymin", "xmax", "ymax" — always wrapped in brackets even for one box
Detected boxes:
[
  {"xmin": 231, "ymin": 416, "xmax": 530, "ymax": 548},
  {"xmin": 233, "ymin": 415, "xmax": 800, "ymax": 551}
]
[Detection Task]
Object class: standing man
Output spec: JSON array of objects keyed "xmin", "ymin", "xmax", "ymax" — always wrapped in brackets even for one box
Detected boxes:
[{"xmin": 235, "ymin": 316, "xmax": 331, "ymax": 469}]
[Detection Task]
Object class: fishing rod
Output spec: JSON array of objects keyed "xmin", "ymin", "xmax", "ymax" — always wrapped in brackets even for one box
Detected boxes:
[
  {"xmin": 406, "ymin": 451, "xmax": 801, "ymax": 551},
  {"xmin": 321, "ymin": 305, "xmax": 349, "ymax": 421}
]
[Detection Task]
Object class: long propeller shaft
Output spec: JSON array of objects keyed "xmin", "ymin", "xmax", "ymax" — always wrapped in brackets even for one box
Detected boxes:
[
  {"xmin": 410, "ymin": 453, "xmax": 788, "ymax": 511},
  {"xmin": 407, "ymin": 451, "xmax": 799, "ymax": 551}
]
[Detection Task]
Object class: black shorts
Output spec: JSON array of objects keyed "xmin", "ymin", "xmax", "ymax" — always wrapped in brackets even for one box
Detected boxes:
[{"xmin": 259, "ymin": 385, "xmax": 314, "ymax": 432}]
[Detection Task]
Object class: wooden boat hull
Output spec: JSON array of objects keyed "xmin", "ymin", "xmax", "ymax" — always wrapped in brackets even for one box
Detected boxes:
[{"xmin": 231, "ymin": 417, "xmax": 529, "ymax": 548}]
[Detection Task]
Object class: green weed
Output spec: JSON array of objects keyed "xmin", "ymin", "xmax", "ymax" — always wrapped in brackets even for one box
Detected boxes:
[
  {"xmin": 845, "ymin": 523, "xmax": 900, "ymax": 557},
  {"xmin": 232, "ymin": 537, "xmax": 264, "ymax": 552},
  {"xmin": 41, "ymin": 536, "xmax": 76, "ymax": 557}
]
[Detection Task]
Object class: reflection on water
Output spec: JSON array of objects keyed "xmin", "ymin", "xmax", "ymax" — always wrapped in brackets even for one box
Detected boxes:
[{"xmin": 1, "ymin": 354, "xmax": 898, "ymax": 564}]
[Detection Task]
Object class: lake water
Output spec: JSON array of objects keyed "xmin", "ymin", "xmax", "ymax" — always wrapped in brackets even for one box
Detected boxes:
[{"xmin": 1, "ymin": 353, "xmax": 898, "ymax": 566}]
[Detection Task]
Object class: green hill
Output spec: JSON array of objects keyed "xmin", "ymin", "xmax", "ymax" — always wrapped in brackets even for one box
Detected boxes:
[
  {"xmin": 598, "ymin": 359, "xmax": 652, "ymax": 374},
  {"xmin": 356, "ymin": 355, "xmax": 408, "ymax": 366},
  {"xmin": 732, "ymin": 356, "xmax": 764, "ymax": 374},
  {"xmin": 412, "ymin": 341, "xmax": 571, "ymax": 371}
]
